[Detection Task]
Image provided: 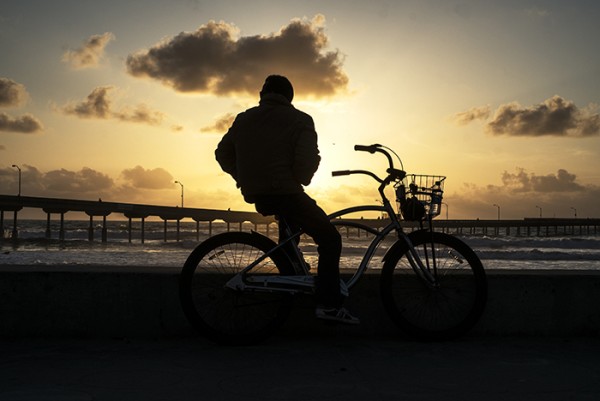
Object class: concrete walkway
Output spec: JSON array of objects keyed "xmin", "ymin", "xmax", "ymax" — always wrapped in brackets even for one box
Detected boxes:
[{"xmin": 1, "ymin": 336, "xmax": 599, "ymax": 400}]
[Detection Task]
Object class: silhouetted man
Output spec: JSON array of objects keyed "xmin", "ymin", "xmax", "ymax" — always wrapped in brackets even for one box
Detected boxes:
[{"xmin": 215, "ymin": 75, "xmax": 359, "ymax": 324}]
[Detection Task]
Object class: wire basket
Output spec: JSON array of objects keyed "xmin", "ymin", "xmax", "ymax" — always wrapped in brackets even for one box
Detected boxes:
[{"xmin": 395, "ymin": 174, "xmax": 446, "ymax": 220}]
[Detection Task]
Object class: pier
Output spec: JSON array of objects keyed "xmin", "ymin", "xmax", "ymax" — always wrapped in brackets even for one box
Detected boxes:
[
  {"xmin": 0, "ymin": 194, "xmax": 275, "ymax": 243},
  {"xmin": 332, "ymin": 217, "xmax": 600, "ymax": 237},
  {"xmin": 1, "ymin": 195, "xmax": 599, "ymax": 242}
]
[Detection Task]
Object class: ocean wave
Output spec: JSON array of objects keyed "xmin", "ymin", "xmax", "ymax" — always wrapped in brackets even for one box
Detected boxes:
[
  {"xmin": 476, "ymin": 248, "xmax": 600, "ymax": 261},
  {"xmin": 462, "ymin": 235, "xmax": 600, "ymax": 250}
]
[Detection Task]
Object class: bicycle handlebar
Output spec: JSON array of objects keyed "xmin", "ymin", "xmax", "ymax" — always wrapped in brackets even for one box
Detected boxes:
[
  {"xmin": 354, "ymin": 143, "xmax": 395, "ymax": 170},
  {"xmin": 354, "ymin": 144, "xmax": 380, "ymax": 153},
  {"xmin": 331, "ymin": 170, "xmax": 351, "ymax": 177},
  {"xmin": 332, "ymin": 144, "xmax": 406, "ymax": 183}
]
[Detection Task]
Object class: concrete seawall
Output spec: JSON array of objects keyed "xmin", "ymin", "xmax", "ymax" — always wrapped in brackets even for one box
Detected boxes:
[{"xmin": 1, "ymin": 266, "xmax": 599, "ymax": 339}]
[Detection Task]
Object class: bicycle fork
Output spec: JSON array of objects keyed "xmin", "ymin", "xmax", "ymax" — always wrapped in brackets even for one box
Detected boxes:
[{"xmin": 399, "ymin": 232, "xmax": 441, "ymax": 289}]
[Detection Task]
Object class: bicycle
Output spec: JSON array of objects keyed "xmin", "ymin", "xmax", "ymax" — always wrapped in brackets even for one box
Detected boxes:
[{"xmin": 179, "ymin": 144, "xmax": 487, "ymax": 345}]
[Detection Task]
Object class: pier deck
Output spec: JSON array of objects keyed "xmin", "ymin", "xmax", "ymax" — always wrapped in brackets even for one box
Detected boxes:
[{"xmin": 1, "ymin": 195, "xmax": 599, "ymax": 242}]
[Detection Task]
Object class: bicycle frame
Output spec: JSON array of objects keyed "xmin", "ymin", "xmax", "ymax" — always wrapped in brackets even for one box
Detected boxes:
[
  {"xmin": 330, "ymin": 204, "xmax": 438, "ymax": 288},
  {"xmin": 225, "ymin": 143, "xmax": 442, "ymax": 294},
  {"xmin": 225, "ymin": 203, "xmax": 438, "ymax": 295}
]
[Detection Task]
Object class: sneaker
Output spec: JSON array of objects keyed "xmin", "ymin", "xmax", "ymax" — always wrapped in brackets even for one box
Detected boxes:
[{"xmin": 315, "ymin": 306, "xmax": 360, "ymax": 325}]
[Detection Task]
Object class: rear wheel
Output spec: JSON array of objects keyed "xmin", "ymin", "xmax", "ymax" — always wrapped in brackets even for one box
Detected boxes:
[
  {"xmin": 380, "ymin": 231, "xmax": 487, "ymax": 340},
  {"xmin": 179, "ymin": 231, "xmax": 294, "ymax": 345}
]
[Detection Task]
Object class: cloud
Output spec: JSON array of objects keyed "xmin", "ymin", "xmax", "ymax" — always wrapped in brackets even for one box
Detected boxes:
[
  {"xmin": 45, "ymin": 167, "xmax": 114, "ymax": 193},
  {"xmin": 62, "ymin": 32, "xmax": 115, "ymax": 69},
  {"xmin": 0, "ymin": 165, "xmax": 113, "ymax": 198},
  {"xmin": 200, "ymin": 113, "xmax": 235, "ymax": 133},
  {"xmin": 0, "ymin": 164, "xmax": 180, "ymax": 203},
  {"xmin": 121, "ymin": 166, "xmax": 174, "ymax": 189},
  {"xmin": 0, "ymin": 78, "xmax": 29, "ymax": 107},
  {"xmin": 60, "ymin": 86, "xmax": 165, "ymax": 126},
  {"xmin": 0, "ymin": 144, "xmax": 5, "ymax": 151},
  {"xmin": 126, "ymin": 15, "xmax": 348, "ymax": 98},
  {"xmin": 455, "ymin": 96, "xmax": 600, "ymax": 137},
  {"xmin": 0, "ymin": 112, "xmax": 43, "ymax": 133},
  {"xmin": 501, "ymin": 167, "xmax": 585, "ymax": 193},
  {"xmin": 113, "ymin": 104, "xmax": 164, "ymax": 126},
  {"xmin": 452, "ymin": 105, "xmax": 490, "ymax": 125},
  {"xmin": 443, "ymin": 166, "xmax": 598, "ymax": 219},
  {"xmin": 62, "ymin": 86, "xmax": 113, "ymax": 118}
]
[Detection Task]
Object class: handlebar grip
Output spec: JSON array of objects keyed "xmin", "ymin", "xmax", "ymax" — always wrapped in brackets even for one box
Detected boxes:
[
  {"xmin": 332, "ymin": 170, "xmax": 351, "ymax": 177},
  {"xmin": 354, "ymin": 144, "xmax": 380, "ymax": 153},
  {"xmin": 354, "ymin": 145, "xmax": 375, "ymax": 153}
]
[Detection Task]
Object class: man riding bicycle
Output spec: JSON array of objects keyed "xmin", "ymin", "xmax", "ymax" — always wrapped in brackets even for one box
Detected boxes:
[{"xmin": 215, "ymin": 75, "xmax": 359, "ymax": 325}]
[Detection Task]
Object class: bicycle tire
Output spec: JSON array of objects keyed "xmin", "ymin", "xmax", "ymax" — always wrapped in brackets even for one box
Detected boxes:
[
  {"xmin": 179, "ymin": 231, "xmax": 294, "ymax": 345},
  {"xmin": 380, "ymin": 230, "xmax": 487, "ymax": 340}
]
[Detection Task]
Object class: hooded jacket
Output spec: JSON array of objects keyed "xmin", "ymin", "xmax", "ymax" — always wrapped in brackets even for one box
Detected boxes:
[{"xmin": 215, "ymin": 93, "xmax": 321, "ymax": 202}]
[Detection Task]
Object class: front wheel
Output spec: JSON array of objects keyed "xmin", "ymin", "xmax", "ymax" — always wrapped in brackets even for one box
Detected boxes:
[
  {"xmin": 380, "ymin": 231, "xmax": 487, "ymax": 340},
  {"xmin": 179, "ymin": 231, "xmax": 294, "ymax": 345}
]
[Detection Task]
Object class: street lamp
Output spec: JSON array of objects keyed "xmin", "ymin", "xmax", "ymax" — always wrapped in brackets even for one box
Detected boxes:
[
  {"xmin": 11, "ymin": 164, "xmax": 21, "ymax": 196},
  {"xmin": 493, "ymin": 203, "xmax": 500, "ymax": 220},
  {"xmin": 570, "ymin": 207, "xmax": 577, "ymax": 217},
  {"xmin": 375, "ymin": 199, "xmax": 385, "ymax": 219},
  {"xmin": 535, "ymin": 205, "xmax": 542, "ymax": 218},
  {"xmin": 174, "ymin": 181, "xmax": 184, "ymax": 207}
]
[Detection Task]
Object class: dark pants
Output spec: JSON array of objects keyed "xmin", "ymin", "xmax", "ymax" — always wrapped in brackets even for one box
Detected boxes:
[{"xmin": 253, "ymin": 192, "xmax": 343, "ymax": 307}]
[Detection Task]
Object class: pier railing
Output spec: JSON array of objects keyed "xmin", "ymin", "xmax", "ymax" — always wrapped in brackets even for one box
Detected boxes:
[{"xmin": 334, "ymin": 217, "xmax": 600, "ymax": 237}]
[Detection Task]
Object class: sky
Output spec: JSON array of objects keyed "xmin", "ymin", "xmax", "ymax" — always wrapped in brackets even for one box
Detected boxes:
[{"xmin": 1, "ymin": 0, "xmax": 600, "ymax": 220}]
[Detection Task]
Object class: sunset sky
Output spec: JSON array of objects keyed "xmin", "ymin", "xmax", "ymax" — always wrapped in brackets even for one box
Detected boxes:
[{"xmin": 1, "ymin": 0, "xmax": 600, "ymax": 219}]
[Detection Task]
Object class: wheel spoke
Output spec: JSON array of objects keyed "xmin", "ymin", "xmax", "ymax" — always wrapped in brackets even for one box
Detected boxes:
[
  {"xmin": 180, "ymin": 232, "xmax": 293, "ymax": 345},
  {"xmin": 381, "ymin": 231, "xmax": 487, "ymax": 340}
]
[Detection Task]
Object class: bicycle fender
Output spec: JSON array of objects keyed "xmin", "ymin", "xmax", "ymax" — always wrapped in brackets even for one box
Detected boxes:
[{"xmin": 382, "ymin": 229, "xmax": 429, "ymax": 263}]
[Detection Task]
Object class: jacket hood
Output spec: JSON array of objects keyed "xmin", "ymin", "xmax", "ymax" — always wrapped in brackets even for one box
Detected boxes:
[{"xmin": 259, "ymin": 93, "xmax": 293, "ymax": 107}]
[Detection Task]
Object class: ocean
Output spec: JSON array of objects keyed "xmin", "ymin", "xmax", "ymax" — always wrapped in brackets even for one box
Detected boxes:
[{"xmin": 1, "ymin": 219, "xmax": 600, "ymax": 270}]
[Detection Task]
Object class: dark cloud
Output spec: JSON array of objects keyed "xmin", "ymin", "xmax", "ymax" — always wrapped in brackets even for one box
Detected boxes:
[
  {"xmin": 200, "ymin": 113, "xmax": 235, "ymax": 133},
  {"xmin": 61, "ymin": 86, "xmax": 165, "ymax": 126},
  {"xmin": 501, "ymin": 167, "xmax": 585, "ymax": 193},
  {"xmin": 62, "ymin": 86, "xmax": 113, "ymax": 118},
  {"xmin": 0, "ymin": 164, "xmax": 178, "ymax": 202},
  {"xmin": 491, "ymin": 96, "xmax": 598, "ymax": 137},
  {"xmin": 454, "ymin": 96, "xmax": 600, "ymax": 137},
  {"xmin": 62, "ymin": 32, "xmax": 115, "ymax": 69},
  {"xmin": 0, "ymin": 112, "xmax": 43, "ymax": 133},
  {"xmin": 0, "ymin": 78, "xmax": 29, "ymax": 107},
  {"xmin": 126, "ymin": 15, "xmax": 348, "ymax": 98},
  {"xmin": 121, "ymin": 166, "xmax": 174, "ymax": 189},
  {"xmin": 0, "ymin": 165, "xmax": 112, "ymax": 198},
  {"xmin": 45, "ymin": 167, "xmax": 114, "ymax": 193},
  {"xmin": 444, "ymin": 167, "xmax": 596, "ymax": 219}
]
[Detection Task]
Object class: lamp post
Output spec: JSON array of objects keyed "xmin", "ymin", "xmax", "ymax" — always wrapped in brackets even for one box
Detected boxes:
[
  {"xmin": 174, "ymin": 180, "xmax": 184, "ymax": 207},
  {"xmin": 11, "ymin": 164, "xmax": 21, "ymax": 196},
  {"xmin": 375, "ymin": 199, "xmax": 384, "ymax": 219},
  {"xmin": 570, "ymin": 207, "xmax": 577, "ymax": 217},
  {"xmin": 493, "ymin": 203, "xmax": 500, "ymax": 220},
  {"xmin": 535, "ymin": 205, "xmax": 542, "ymax": 218}
]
